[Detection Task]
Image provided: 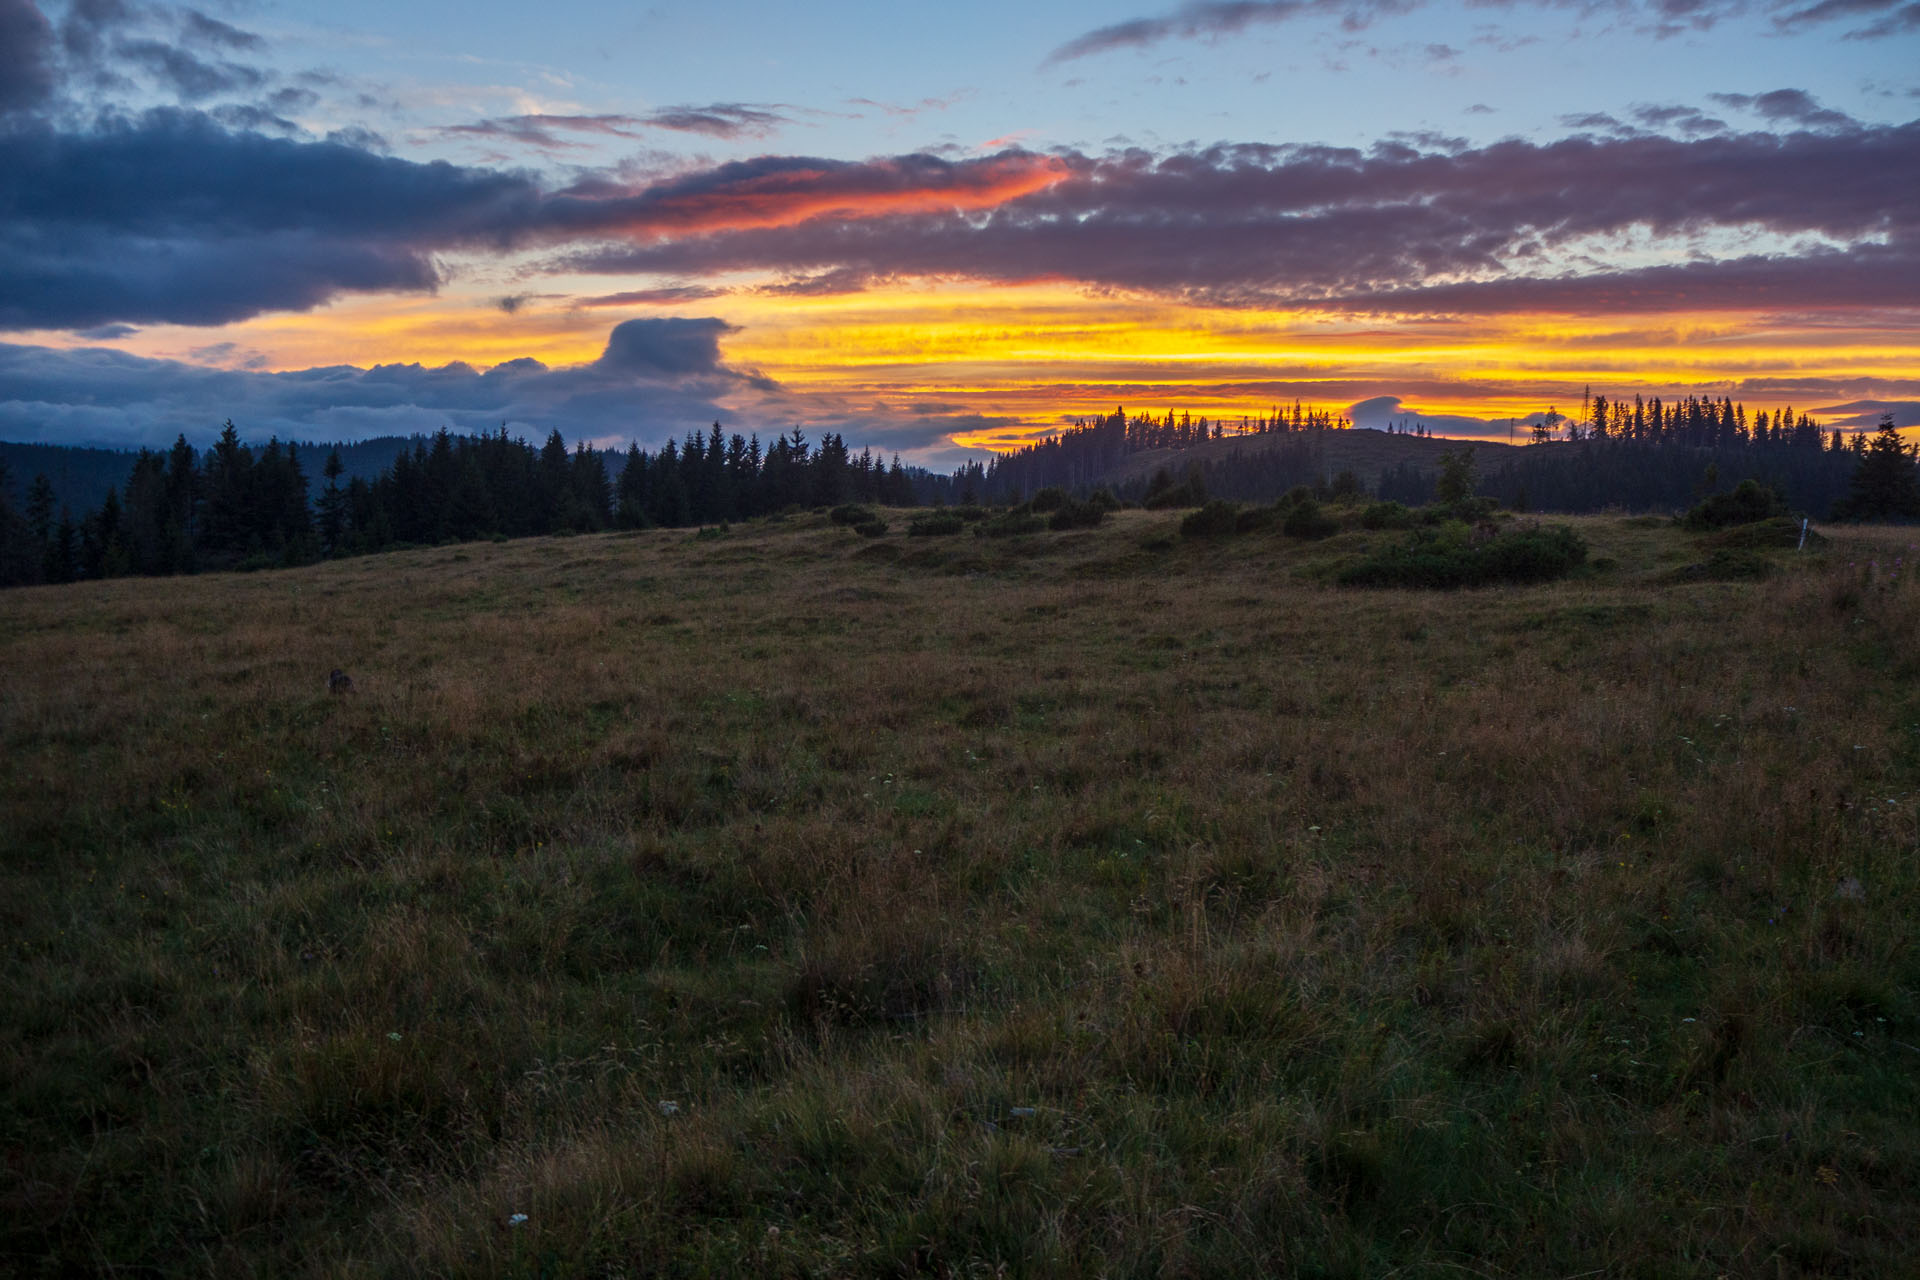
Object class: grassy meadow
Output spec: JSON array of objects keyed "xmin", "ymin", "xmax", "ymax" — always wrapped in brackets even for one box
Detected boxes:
[{"xmin": 3, "ymin": 508, "xmax": 1918, "ymax": 1277}]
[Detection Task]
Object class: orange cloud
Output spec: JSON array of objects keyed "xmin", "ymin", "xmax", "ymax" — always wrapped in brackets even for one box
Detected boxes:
[{"xmin": 576, "ymin": 152, "xmax": 1072, "ymax": 240}]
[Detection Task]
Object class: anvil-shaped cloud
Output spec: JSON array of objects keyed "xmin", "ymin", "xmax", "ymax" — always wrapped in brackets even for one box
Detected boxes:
[{"xmin": 0, "ymin": 319, "xmax": 765, "ymax": 449}]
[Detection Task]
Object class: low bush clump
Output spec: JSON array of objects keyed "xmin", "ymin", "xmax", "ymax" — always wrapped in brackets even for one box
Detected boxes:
[
  {"xmin": 829, "ymin": 503, "xmax": 878, "ymax": 526},
  {"xmin": 977, "ymin": 511, "xmax": 1048, "ymax": 537},
  {"xmin": 1282, "ymin": 498, "xmax": 1339, "ymax": 540},
  {"xmin": 1235, "ymin": 504, "xmax": 1279, "ymax": 532},
  {"xmin": 853, "ymin": 517, "xmax": 889, "ymax": 537},
  {"xmin": 1028, "ymin": 487, "xmax": 1070, "ymax": 513},
  {"xmin": 1339, "ymin": 523, "xmax": 1588, "ymax": 588},
  {"xmin": 1662, "ymin": 548, "xmax": 1777, "ymax": 583},
  {"xmin": 907, "ymin": 512, "xmax": 966, "ymax": 537},
  {"xmin": 1180, "ymin": 500, "xmax": 1242, "ymax": 538},
  {"xmin": 1700, "ymin": 515, "xmax": 1819, "ymax": 549},
  {"xmin": 1048, "ymin": 498, "xmax": 1109, "ymax": 531},
  {"xmin": 1683, "ymin": 479, "xmax": 1790, "ymax": 530},
  {"xmin": 1361, "ymin": 500, "xmax": 1414, "ymax": 530},
  {"xmin": 1144, "ymin": 466, "xmax": 1208, "ymax": 509}
]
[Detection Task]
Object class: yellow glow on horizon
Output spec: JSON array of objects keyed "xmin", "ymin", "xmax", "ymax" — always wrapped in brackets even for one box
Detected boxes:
[{"xmin": 38, "ymin": 274, "xmax": 1919, "ymax": 455}]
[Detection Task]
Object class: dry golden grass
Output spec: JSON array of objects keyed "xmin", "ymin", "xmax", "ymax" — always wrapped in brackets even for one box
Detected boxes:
[{"xmin": 2, "ymin": 510, "xmax": 1916, "ymax": 1277}]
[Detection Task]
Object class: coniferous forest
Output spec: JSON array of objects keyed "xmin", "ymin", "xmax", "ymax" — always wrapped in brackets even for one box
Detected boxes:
[
  {"xmin": 971, "ymin": 396, "xmax": 1890, "ymax": 513},
  {"xmin": 1, "ymin": 396, "xmax": 1914, "ymax": 590},
  {"xmin": 0, "ymin": 421, "xmax": 919, "ymax": 588}
]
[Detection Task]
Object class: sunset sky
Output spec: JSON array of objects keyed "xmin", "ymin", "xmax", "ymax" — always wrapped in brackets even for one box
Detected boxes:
[{"xmin": 2, "ymin": 0, "xmax": 1916, "ymax": 466}]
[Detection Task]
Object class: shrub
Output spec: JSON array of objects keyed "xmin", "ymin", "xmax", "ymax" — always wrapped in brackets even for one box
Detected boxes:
[
  {"xmin": 1428, "ymin": 495, "xmax": 1499, "ymax": 523},
  {"xmin": 907, "ymin": 512, "xmax": 966, "ymax": 537},
  {"xmin": 1234, "ymin": 504, "xmax": 1279, "ymax": 532},
  {"xmin": 1048, "ymin": 498, "xmax": 1108, "ymax": 531},
  {"xmin": 977, "ymin": 511, "xmax": 1048, "ymax": 537},
  {"xmin": 1361, "ymin": 501, "xmax": 1413, "ymax": 530},
  {"xmin": 1339, "ymin": 524, "xmax": 1588, "ymax": 589},
  {"xmin": 1282, "ymin": 498, "xmax": 1339, "ymax": 540},
  {"xmin": 951, "ymin": 505, "xmax": 990, "ymax": 523},
  {"xmin": 1144, "ymin": 466, "xmax": 1208, "ymax": 509},
  {"xmin": 853, "ymin": 518, "xmax": 889, "ymax": 537},
  {"xmin": 1029, "ymin": 487, "xmax": 1070, "ymax": 513},
  {"xmin": 1662, "ymin": 548, "xmax": 1776, "ymax": 583},
  {"xmin": 1435, "ymin": 446, "xmax": 1476, "ymax": 506},
  {"xmin": 1684, "ymin": 479, "xmax": 1789, "ymax": 530},
  {"xmin": 1180, "ymin": 500, "xmax": 1242, "ymax": 538},
  {"xmin": 1700, "ymin": 516, "xmax": 1819, "ymax": 549},
  {"xmin": 829, "ymin": 504, "xmax": 878, "ymax": 527}
]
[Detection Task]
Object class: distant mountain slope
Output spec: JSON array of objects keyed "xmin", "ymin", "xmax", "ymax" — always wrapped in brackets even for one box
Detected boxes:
[
  {"xmin": 0, "ymin": 443, "xmax": 143, "ymax": 515},
  {"xmin": 1, "ymin": 435, "xmax": 453, "ymax": 513},
  {"xmin": 1094, "ymin": 427, "xmax": 1519, "ymax": 491},
  {"xmin": 1064, "ymin": 428, "xmax": 1861, "ymax": 516}
]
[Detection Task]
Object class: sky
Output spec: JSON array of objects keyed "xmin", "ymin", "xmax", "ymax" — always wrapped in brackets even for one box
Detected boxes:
[{"xmin": 1, "ymin": 0, "xmax": 1917, "ymax": 466}]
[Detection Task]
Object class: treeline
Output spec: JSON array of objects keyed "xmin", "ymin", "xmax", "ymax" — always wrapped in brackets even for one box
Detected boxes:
[
  {"xmin": 974, "ymin": 402, "xmax": 1351, "ymax": 497},
  {"xmin": 1573, "ymin": 392, "xmax": 1829, "ymax": 448},
  {"xmin": 0, "ymin": 421, "xmax": 923, "ymax": 588},
  {"xmin": 1369, "ymin": 439, "xmax": 1868, "ymax": 516},
  {"xmin": 965, "ymin": 390, "xmax": 1909, "ymax": 515}
]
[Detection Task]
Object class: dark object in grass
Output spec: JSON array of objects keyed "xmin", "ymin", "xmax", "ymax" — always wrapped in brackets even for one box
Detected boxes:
[
  {"xmin": 1180, "ymin": 500, "xmax": 1242, "ymax": 538},
  {"xmin": 1340, "ymin": 523, "xmax": 1588, "ymax": 588},
  {"xmin": 977, "ymin": 511, "xmax": 1048, "ymax": 537},
  {"xmin": 1048, "ymin": 498, "xmax": 1108, "ymax": 531},
  {"xmin": 907, "ymin": 512, "xmax": 966, "ymax": 537},
  {"xmin": 852, "ymin": 518, "xmax": 889, "ymax": 537},
  {"xmin": 1662, "ymin": 548, "xmax": 1776, "ymax": 583},
  {"xmin": 1699, "ymin": 516, "xmax": 1823, "ymax": 550},
  {"xmin": 1144, "ymin": 466, "xmax": 1208, "ymax": 509},
  {"xmin": 1029, "ymin": 486, "xmax": 1070, "ymax": 513},
  {"xmin": 830, "ymin": 504, "xmax": 879, "ymax": 527},
  {"xmin": 1361, "ymin": 500, "xmax": 1414, "ymax": 530},
  {"xmin": 1282, "ymin": 498, "xmax": 1339, "ymax": 540},
  {"xmin": 1683, "ymin": 479, "xmax": 1789, "ymax": 530},
  {"xmin": 327, "ymin": 669, "xmax": 355, "ymax": 695}
]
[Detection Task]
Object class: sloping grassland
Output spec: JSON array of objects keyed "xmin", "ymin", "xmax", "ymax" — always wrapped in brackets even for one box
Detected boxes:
[{"xmin": 3, "ymin": 511, "xmax": 1916, "ymax": 1277}]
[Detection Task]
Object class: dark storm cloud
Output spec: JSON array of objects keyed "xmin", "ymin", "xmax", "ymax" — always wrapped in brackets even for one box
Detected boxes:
[
  {"xmin": 594, "ymin": 316, "xmax": 736, "ymax": 376},
  {"xmin": 556, "ymin": 122, "xmax": 1920, "ymax": 317},
  {"xmin": 0, "ymin": 0, "xmax": 56, "ymax": 113},
  {"xmin": 0, "ymin": 96, "xmax": 1052, "ymax": 330},
  {"xmin": 0, "ymin": 318, "xmax": 761, "ymax": 448},
  {"xmin": 6, "ymin": 63, "xmax": 1914, "ymax": 334},
  {"xmin": 0, "ymin": 108, "xmax": 543, "ymax": 329}
]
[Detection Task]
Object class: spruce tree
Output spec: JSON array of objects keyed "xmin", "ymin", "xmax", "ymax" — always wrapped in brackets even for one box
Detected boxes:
[
  {"xmin": 1832, "ymin": 415, "xmax": 1920, "ymax": 521},
  {"xmin": 318, "ymin": 449, "xmax": 348, "ymax": 555}
]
